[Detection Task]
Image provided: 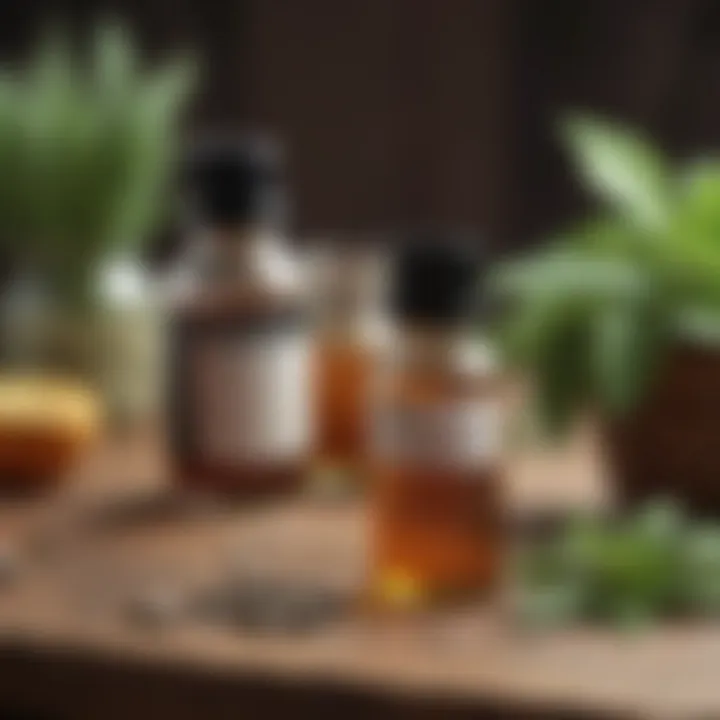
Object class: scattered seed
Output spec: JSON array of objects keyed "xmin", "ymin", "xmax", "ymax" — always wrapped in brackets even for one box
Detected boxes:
[
  {"xmin": 0, "ymin": 543, "xmax": 20, "ymax": 588},
  {"xmin": 125, "ymin": 586, "xmax": 187, "ymax": 629},
  {"xmin": 194, "ymin": 579, "xmax": 347, "ymax": 634}
]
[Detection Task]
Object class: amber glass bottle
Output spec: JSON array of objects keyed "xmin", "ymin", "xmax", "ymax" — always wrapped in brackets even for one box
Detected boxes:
[
  {"xmin": 311, "ymin": 242, "xmax": 386, "ymax": 479},
  {"xmin": 369, "ymin": 239, "xmax": 503, "ymax": 608},
  {"xmin": 168, "ymin": 136, "xmax": 311, "ymax": 496}
]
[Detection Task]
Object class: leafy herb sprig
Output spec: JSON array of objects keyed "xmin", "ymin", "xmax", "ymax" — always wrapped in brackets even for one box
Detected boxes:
[
  {"xmin": 0, "ymin": 21, "xmax": 195, "ymax": 307},
  {"xmin": 518, "ymin": 500, "xmax": 720, "ymax": 629},
  {"xmin": 492, "ymin": 116, "xmax": 720, "ymax": 435}
]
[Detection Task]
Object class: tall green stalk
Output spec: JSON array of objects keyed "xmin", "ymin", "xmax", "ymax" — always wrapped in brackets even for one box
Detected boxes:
[{"xmin": 0, "ymin": 21, "xmax": 195, "ymax": 310}]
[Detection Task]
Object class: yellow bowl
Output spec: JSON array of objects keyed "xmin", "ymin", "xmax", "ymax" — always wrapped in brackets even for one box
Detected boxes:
[{"xmin": 0, "ymin": 375, "xmax": 102, "ymax": 491}]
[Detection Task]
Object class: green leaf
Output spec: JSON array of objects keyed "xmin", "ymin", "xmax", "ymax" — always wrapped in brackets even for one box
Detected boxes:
[
  {"xmin": 0, "ymin": 22, "xmax": 196, "ymax": 306},
  {"xmin": 514, "ymin": 501, "xmax": 720, "ymax": 627},
  {"xmin": 683, "ymin": 527, "xmax": 720, "ymax": 570},
  {"xmin": 561, "ymin": 114, "xmax": 670, "ymax": 230},
  {"xmin": 681, "ymin": 527, "xmax": 720, "ymax": 616},
  {"xmin": 491, "ymin": 252, "xmax": 650, "ymax": 304},
  {"xmin": 28, "ymin": 25, "xmax": 74, "ymax": 95},
  {"xmin": 0, "ymin": 76, "xmax": 23, "ymax": 245},
  {"xmin": 591, "ymin": 301, "xmax": 664, "ymax": 416},
  {"xmin": 671, "ymin": 305, "xmax": 720, "ymax": 347},
  {"xmin": 657, "ymin": 158, "xmax": 720, "ymax": 296},
  {"xmin": 108, "ymin": 57, "xmax": 196, "ymax": 249},
  {"xmin": 494, "ymin": 259, "xmax": 599, "ymax": 436},
  {"xmin": 633, "ymin": 498, "xmax": 684, "ymax": 543},
  {"xmin": 517, "ymin": 583, "xmax": 586, "ymax": 630},
  {"xmin": 606, "ymin": 600, "xmax": 656, "ymax": 631},
  {"xmin": 675, "ymin": 158, "xmax": 720, "ymax": 241},
  {"xmin": 587, "ymin": 527, "xmax": 678, "ymax": 620},
  {"xmin": 558, "ymin": 514, "xmax": 607, "ymax": 574},
  {"xmin": 533, "ymin": 311, "xmax": 591, "ymax": 437},
  {"xmin": 93, "ymin": 19, "xmax": 135, "ymax": 99}
]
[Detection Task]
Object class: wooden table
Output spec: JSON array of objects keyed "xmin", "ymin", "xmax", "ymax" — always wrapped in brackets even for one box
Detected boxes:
[{"xmin": 0, "ymin": 432, "xmax": 715, "ymax": 720}]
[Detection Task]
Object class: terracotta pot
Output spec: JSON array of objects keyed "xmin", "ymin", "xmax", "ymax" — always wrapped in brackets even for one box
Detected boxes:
[{"xmin": 603, "ymin": 346, "xmax": 720, "ymax": 515}]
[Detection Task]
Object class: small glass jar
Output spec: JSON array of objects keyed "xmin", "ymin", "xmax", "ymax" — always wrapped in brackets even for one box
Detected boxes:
[
  {"xmin": 309, "ymin": 239, "xmax": 387, "ymax": 481},
  {"xmin": 368, "ymin": 239, "xmax": 504, "ymax": 608}
]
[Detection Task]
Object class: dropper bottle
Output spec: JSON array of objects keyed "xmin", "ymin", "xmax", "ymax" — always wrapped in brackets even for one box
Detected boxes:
[
  {"xmin": 369, "ymin": 236, "xmax": 504, "ymax": 608},
  {"xmin": 168, "ymin": 135, "xmax": 311, "ymax": 495}
]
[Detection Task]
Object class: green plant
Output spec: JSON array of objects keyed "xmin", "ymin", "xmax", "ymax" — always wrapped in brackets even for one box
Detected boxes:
[
  {"xmin": 517, "ymin": 500, "xmax": 720, "ymax": 629},
  {"xmin": 492, "ymin": 115, "xmax": 720, "ymax": 434},
  {"xmin": 0, "ymin": 21, "xmax": 195, "ymax": 307}
]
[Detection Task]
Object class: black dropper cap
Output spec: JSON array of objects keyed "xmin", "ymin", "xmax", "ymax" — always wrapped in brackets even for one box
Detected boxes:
[
  {"xmin": 390, "ymin": 234, "xmax": 480, "ymax": 325},
  {"xmin": 186, "ymin": 134, "xmax": 286, "ymax": 227}
]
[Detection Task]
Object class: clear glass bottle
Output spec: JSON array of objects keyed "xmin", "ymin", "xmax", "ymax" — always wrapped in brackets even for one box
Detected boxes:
[
  {"xmin": 309, "ymin": 239, "xmax": 387, "ymax": 481},
  {"xmin": 96, "ymin": 257, "xmax": 163, "ymax": 429},
  {"xmin": 369, "ymin": 239, "xmax": 504, "ymax": 608},
  {"xmin": 168, "ymin": 136, "xmax": 311, "ymax": 495}
]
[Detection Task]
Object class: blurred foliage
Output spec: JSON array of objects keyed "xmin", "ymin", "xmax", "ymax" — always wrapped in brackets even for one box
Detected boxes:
[
  {"xmin": 0, "ymin": 21, "xmax": 195, "ymax": 307},
  {"xmin": 492, "ymin": 115, "xmax": 720, "ymax": 435},
  {"xmin": 518, "ymin": 500, "xmax": 720, "ymax": 629}
]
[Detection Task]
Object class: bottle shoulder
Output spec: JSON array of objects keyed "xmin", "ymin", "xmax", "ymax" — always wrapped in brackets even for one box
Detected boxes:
[
  {"xmin": 374, "ymin": 333, "xmax": 501, "ymax": 405},
  {"xmin": 378, "ymin": 331, "xmax": 498, "ymax": 375},
  {"xmin": 166, "ymin": 230, "xmax": 307, "ymax": 321}
]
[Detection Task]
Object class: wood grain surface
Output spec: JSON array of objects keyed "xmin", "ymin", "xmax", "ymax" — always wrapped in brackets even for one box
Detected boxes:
[{"xmin": 0, "ymin": 429, "xmax": 710, "ymax": 720}]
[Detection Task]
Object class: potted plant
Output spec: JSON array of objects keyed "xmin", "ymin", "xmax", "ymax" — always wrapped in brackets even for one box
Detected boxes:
[
  {"xmin": 0, "ymin": 21, "xmax": 195, "ymax": 421},
  {"xmin": 494, "ymin": 115, "xmax": 720, "ymax": 514}
]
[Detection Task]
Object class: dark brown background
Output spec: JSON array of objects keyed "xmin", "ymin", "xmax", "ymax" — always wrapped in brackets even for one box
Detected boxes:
[{"xmin": 2, "ymin": 0, "xmax": 720, "ymax": 251}]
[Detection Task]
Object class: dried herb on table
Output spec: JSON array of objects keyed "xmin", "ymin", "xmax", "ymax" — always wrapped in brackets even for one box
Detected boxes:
[
  {"xmin": 0, "ymin": 542, "xmax": 20, "ymax": 588},
  {"xmin": 193, "ymin": 578, "xmax": 349, "ymax": 634}
]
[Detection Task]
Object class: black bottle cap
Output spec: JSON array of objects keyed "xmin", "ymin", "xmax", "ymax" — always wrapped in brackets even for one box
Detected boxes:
[
  {"xmin": 390, "ymin": 234, "xmax": 480, "ymax": 325},
  {"xmin": 186, "ymin": 134, "xmax": 286, "ymax": 227}
]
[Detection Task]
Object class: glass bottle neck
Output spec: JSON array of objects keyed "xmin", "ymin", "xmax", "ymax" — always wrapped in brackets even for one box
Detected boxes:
[
  {"xmin": 310, "ymin": 244, "xmax": 387, "ymax": 340},
  {"xmin": 194, "ymin": 223, "xmax": 299, "ymax": 293},
  {"xmin": 199, "ymin": 223, "xmax": 271, "ymax": 276},
  {"xmin": 398, "ymin": 324, "xmax": 464, "ymax": 358},
  {"xmin": 393, "ymin": 323, "xmax": 494, "ymax": 375}
]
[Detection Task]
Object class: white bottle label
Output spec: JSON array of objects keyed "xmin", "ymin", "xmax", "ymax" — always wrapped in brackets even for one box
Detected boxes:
[
  {"xmin": 191, "ymin": 331, "xmax": 311, "ymax": 465},
  {"xmin": 374, "ymin": 401, "xmax": 500, "ymax": 469}
]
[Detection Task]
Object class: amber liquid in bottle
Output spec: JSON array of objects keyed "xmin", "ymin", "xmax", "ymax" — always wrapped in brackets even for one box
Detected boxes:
[
  {"xmin": 368, "ymin": 238, "xmax": 503, "ymax": 609},
  {"xmin": 168, "ymin": 137, "xmax": 311, "ymax": 497},
  {"xmin": 370, "ymin": 332, "xmax": 503, "ymax": 607},
  {"xmin": 311, "ymin": 243, "xmax": 386, "ymax": 478},
  {"xmin": 171, "ymin": 287, "xmax": 310, "ymax": 496},
  {"xmin": 315, "ymin": 334, "xmax": 371, "ymax": 469}
]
